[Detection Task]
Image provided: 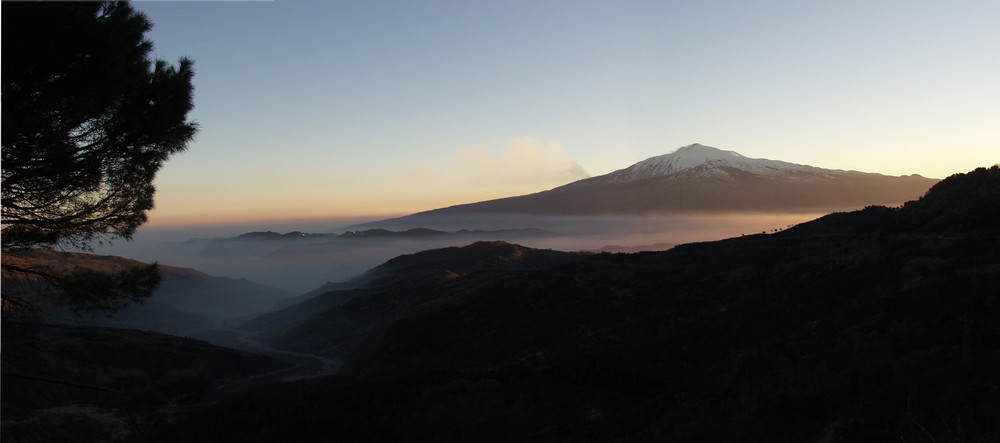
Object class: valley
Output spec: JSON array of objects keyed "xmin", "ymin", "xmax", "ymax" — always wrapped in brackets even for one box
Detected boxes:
[
  {"xmin": 156, "ymin": 165, "xmax": 999, "ymax": 442},
  {"xmin": 4, "ymin": 151, "xmax": 995, "ymax": 442},
  {"xmin": 5, "ymin": 1, "xmax": 994, "ymax": 440}
]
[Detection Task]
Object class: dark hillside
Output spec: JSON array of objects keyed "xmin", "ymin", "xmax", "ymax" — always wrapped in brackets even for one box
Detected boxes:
[
  {"xmin": 1, "ymin": 323, "xmax": 292, "ymax": 442},
  {"xmin": 244, "ymin": 242, "xmax": 587, "ymax": 357},
  {"xmin": 357, "ymin": 240, "xmax": 588, "ymax": 285},
  {"xmin": 163, "ymin": 167, "xmax": 999, "ymax": 442}
]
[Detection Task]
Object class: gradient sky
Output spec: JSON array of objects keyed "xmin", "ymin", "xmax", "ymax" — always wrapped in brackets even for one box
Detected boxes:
[{"xmin": 132, "ymin": 0, "xmax": 998, "ymax": 226}]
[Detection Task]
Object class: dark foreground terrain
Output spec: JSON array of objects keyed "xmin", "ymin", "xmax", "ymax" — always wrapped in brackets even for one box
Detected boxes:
[
  {"xmin": 0, "ymin": 323, "xmax": 295, "ymax": 442},
  {"xmin": 4, "ymin": 166, "xmax": 997, "ymax": 442},
  {"xmin": 152, "ymin": 166, "xmax": 999, "ymax": 442}
]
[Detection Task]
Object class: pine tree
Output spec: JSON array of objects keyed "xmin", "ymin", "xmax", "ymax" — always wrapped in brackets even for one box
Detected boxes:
[{"xmin": 2, "ymin": 1, "xmax": 197, "ymax": 313}]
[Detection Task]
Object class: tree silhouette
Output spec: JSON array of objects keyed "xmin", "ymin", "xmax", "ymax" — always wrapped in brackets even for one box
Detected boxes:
[{"xmin": 2, "ymin": 1, "xmax": 197, "ymax": 313}]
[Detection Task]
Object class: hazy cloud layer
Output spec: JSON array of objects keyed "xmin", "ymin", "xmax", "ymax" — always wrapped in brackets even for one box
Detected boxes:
[
  {"xmin": 92, "ymin": 212, "xmax": 823, "ymax": 293},
  {"xmin": 403, "ymin": 137, "xmax": 589, "ymax": 195},
  {"xmin": 454, "ymin": 137, "xmax": 590, "ymax": 187}
]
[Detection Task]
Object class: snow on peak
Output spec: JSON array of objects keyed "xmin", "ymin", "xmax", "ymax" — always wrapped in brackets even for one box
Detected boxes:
[{"xmin": 605, "ymin": 144, "xmax": 819, "ymax": 182}]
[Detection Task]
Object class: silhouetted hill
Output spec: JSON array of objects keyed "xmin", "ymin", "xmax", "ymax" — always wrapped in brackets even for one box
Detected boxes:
[
  {"xmin": 242, "ymin": 241, "xmax": 588, "ymax": 355},
  {"xmin": 356, "ymin": 240, "xmax": 587, "ymax": 285},
  {"xmin": 234, "ymin": 231, "xmax": 333, "ymax": 240},
  {"xmin": 163, "ymin": 167, "xmax": 998, "ymax": 442},
  {"xmin": 193, "ymin": 228, "xmax": 549, "ymax": 243},
  {"xmin": 338, "ymin": 227, "xmax": 548, "ymax": 239},
  {"xmin": 592, "ymin": 242, "xmax": 677, "ymax": 253}
]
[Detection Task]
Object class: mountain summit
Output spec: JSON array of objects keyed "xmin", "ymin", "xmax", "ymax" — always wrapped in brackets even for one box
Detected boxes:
[
  {"xmin": 585, "ymin": 143, "xmax": 822, "ymax": 184},
  {"xmin": 391, "ymin": 144, "xmax": 939, "ymax": 218}
]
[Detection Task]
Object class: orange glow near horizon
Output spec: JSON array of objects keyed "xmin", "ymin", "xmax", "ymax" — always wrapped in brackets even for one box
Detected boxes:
[{"xmin": 144, "ymin": 189, "xmax": 504, "ymax": 228}]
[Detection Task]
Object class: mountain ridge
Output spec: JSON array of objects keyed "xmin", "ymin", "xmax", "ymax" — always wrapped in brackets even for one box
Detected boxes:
[
  {"xmin": 241, "ymin": 241, "xmax": 589, "ymax": 355},
  {"xmin": 389, "ymin": 144, "xmax": 938, "ymax": 220},
  {"xmin": 185, "ymin": 228, "xmax": 550, "ymax": 243}
]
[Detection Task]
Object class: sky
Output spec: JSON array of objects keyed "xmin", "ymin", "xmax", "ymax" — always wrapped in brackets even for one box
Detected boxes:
[{"xmin": 132, "ymin": 0, "xmax": 999, "ymax": 227}]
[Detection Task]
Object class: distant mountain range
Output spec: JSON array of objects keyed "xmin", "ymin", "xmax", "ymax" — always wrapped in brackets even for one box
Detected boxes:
[
  {"xmin": 390, "ymin": 144, "xmax": 938, "ymax": 219},
  {"xmin": 187, "ymin": 228, "xmax": 549, "ymax": 243}
]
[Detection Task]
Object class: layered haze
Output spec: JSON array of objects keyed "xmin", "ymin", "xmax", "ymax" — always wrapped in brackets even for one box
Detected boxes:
[
  {"xmin": 90, "ymin": 212, "xmax": 824, "ymax": 293},
  {"xmin": 89, "ymin": 145, "xmax": 938, "ymax": 293}
]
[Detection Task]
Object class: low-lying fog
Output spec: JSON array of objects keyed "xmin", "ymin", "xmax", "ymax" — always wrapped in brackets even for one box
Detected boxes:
[{"xmin": 89, "ymin": 213, "xmax": 825, "ymax": 294}]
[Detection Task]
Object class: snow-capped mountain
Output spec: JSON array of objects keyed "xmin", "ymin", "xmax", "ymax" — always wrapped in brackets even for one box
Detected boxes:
[
  {"xmin": 385, "ymin": 144, "xmax": 940, "ymax": 218},
  {"xmin": 569, "ymin": 144, "xmax": 838, "ymax": 188},
  {"xmin": 611, "ymin": 144, "xmax": 819, "ymax": 180}
]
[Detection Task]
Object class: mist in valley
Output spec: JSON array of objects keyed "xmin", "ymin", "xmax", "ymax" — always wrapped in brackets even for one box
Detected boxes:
[
  {"xmin": 54, "ymin": 211, "xmax": 828, "ymax": 352},
  {"xmin": 90, "ymin": 212, "xmax": 826, "ymax": 295}
]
